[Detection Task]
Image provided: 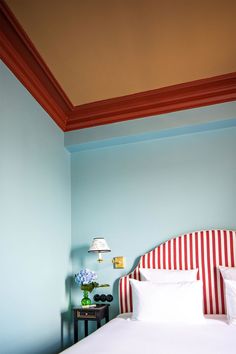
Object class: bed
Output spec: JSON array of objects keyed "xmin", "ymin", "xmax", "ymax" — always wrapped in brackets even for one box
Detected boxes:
[{"xmin": 61, "ymin": 230, "xmax": 236, "ymax": 354}]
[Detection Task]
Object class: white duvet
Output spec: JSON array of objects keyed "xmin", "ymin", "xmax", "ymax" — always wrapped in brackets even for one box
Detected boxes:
[{"xmin": 61, "ymin": 314, "xmax": 236, "ymax": 354}]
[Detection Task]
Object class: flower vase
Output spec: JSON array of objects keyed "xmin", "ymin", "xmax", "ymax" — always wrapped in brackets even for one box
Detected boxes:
[{"xmin": 81, "ymin": 290, "xmax": 92, "ymax": 306}]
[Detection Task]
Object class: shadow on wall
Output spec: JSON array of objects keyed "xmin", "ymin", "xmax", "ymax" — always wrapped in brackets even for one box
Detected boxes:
[
  {"xmin": 60, "ymin": 244, "xmax": 90, "ymax": 351},
  {"xmin": 70, "ymin": 245, "xmax": 90, "ymax": 269},
  {"xmin": 60, "ymin": 275, "xmax": 73, "ymax": 350}
]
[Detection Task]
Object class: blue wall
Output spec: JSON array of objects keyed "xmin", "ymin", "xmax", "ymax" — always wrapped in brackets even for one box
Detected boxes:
[
  {"xmin": 0, "ymin": 62, "xmax": 71, "ymax": 354},
  {"xmin": 71, "ymin": 124, "xmax": 236, "ymax": 320}
]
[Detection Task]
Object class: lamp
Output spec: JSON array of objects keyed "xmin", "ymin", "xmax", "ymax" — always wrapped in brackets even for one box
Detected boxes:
[{"xmin": 88, "ymin": 237, "xmax": 111, "ymax": 262}]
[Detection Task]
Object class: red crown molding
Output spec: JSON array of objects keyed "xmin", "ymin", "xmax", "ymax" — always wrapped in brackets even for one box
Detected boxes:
[
  {"xmin": 67, "ymin": 73, "xmax": 236, "ymax": 131},
  {"xmin": 0, "ymin": 0, "xmax": 72, "ymax": 131},
  {"xmin": 1, "ymin": 0, "xmax": 236, "ymax": 133}
]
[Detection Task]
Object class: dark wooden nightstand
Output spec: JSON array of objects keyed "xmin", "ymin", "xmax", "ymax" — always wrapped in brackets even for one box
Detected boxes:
[{"xmin": 73, "ymin": 304, "xmax": 109, "ymax": 343}]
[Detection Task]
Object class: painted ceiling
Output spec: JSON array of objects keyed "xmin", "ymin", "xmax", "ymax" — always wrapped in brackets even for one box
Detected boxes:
[{"xmin": 5, "ymin": 0, "xmax": 236, "ymax": 106}]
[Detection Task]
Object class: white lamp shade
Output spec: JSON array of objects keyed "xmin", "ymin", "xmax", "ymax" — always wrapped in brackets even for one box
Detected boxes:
[{"xmin": 88, "ymin": 237, "xmax": 111, "ymax": 253}]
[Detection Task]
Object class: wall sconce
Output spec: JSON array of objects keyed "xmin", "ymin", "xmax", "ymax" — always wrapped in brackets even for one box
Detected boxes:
[
  {"xmin": 88, "ymin": 237, "xmax": 111, "ymax": 262},
  {"xmin": 112, "ymin": 256, "xmax": 126, "ymax": 269},
  {"xmin": 88, "ymin": 237, "xmax": 125, "ymax": 268}
]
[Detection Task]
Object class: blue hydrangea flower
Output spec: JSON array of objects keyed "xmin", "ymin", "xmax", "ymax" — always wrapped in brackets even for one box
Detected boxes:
[{"xmin": 75, "ymin": 269, "xmax": 97, "ymax": 285}]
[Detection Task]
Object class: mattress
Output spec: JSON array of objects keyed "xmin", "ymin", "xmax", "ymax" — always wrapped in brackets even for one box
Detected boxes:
[{"xmin": 61, "ymin": 314, "xmax": 236, "ymax": 354}]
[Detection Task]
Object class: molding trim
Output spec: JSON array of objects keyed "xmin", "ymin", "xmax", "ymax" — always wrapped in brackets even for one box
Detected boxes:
[
  {"xmin": 1, "ymin": 1, "xmax": 236, "ymax": 132},
  {"xmin": 67, "ymin": 73, "xmax": 236, "ymax": 130},
  {"xmin": 0, "ymin": 0, "xmax": 72, "ymax": 131}
]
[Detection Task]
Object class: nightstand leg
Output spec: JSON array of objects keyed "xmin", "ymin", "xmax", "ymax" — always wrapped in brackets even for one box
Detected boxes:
[
  {"xmin": 74, "ymin": 316, "xmax": 78, "ymax": 343},
  {"xmin": 84, "ymin": 320, "xmax": 88, "ymax": 337},
  {"xmin": 105, "ymin": 307, "xmax": 109, "ymax": 323},
  {"xmin": 97, "ymin": 320, "xmax": 101, "ymax": 329}
]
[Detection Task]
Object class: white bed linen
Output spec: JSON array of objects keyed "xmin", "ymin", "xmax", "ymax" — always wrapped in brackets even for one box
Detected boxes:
[{"xmin": 61, "ymin": 314, "xmax": 235, "ymax": 354}]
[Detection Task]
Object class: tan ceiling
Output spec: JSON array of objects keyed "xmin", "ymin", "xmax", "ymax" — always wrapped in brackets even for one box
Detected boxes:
[{"xmin": 6, "ymin": 0, "xmax": 236, "ymax": 106}]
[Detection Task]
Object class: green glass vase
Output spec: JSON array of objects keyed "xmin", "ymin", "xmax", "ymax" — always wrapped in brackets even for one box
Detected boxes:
[{"xmin": 81, "ymin": 290, "xmax": 92, "ymax": 306}]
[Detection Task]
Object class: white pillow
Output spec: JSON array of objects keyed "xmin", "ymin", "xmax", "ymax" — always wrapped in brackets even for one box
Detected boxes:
[
  {"xmin": 219, "ymin": 266, "xmax": 236, "ymax": 281},
  {"xmin": 224, "ymin": 280, "xmax": 236, "ymax": 325},
  {"xmin": 139, "ymin": 268, "xmax": 198, "ymax": 282},
  {"xmin": 130, "ymin": 279, "xmax": 204, "ymax": 323}
]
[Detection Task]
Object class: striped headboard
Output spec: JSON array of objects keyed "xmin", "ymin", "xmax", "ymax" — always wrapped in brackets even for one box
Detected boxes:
[{"xmin": 119, "ymin": 230, "xmax": 236, "ymax": 315}]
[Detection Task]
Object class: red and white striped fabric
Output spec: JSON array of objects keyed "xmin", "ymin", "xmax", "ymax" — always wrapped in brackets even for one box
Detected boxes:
[{"xmin": 119, "ymin": 230, "xmax": 236, "ymax": 314}]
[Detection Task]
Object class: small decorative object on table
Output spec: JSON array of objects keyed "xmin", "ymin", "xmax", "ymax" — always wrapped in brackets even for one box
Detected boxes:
[{"xmin": 75, "ymin": 269, "xmax": 109, "ymax": 306}]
